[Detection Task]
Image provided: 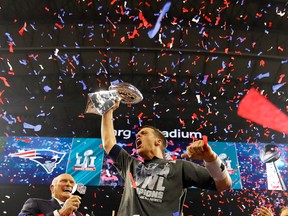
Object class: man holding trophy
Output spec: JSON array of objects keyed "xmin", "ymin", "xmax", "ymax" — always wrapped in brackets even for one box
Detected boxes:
[{"xmin": 86, "ymin": 82, "xmax": 232, "ymax": 216}]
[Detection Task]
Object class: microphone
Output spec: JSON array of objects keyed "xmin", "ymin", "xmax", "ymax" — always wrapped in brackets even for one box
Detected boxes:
[{"xmin": 72, "ymin": 183, "xmax": 87, "ymax": 197}]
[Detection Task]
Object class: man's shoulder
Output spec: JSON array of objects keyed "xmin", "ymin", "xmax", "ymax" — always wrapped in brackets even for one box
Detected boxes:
[{"xmin": 26, "ymin": 197, "xmax": 52, "ymax": 203}]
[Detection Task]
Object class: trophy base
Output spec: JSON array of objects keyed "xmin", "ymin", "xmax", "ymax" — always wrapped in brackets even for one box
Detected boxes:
[
  {"xmin": 85, "ymin": 82, "xmax": 143, "ymax": 115},
  {"xmin": 84, "ymin": 90, "xmax": 118, "ymax": 115}
]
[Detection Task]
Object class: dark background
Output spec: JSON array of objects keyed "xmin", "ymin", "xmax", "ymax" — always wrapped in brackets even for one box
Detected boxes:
[
  {"xmin": 0, "ymin": 0, "xmax": 288, "ymax": 215},
  {"xmin": 0, "ymin": 0, "xmax": 287, "ymax": 142}
]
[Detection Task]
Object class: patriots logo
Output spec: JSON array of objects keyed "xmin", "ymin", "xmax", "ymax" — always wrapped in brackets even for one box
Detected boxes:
[{"xmin": 9, "ymin": 149, "xmax": 66, "ymax": 174}]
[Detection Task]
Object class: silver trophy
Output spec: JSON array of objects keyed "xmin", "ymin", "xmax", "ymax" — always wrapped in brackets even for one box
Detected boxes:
[
  {"xmin": 85, "ymin": 82, "xmax": 143, "ymax": 115},
  {"xmin": 260, "ymin": 144, "xmax": 287, "ymax": 191}
]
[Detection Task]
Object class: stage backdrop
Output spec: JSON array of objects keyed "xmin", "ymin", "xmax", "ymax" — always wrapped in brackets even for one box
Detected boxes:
[
  {"xmin": 0, "ymin": 133, "xmax": 288, "ymax": 215},
  {"xmin": 0, "ymin": 134, "xmax": 287, "ymax": 190}
]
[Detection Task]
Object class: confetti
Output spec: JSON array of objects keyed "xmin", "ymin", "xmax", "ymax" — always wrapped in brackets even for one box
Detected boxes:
[
  {"xmin": 148, "ymin": 2, "xmax": 171, "ymax": 38},
  {"xmin": 0, "ymin": 1, "xmax": 287, "ymax": 214}
]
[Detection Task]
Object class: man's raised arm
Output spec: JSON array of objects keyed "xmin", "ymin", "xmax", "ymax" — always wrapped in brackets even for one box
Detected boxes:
[{"xmin": 101, "ymin": 99, "xmax": 120, "ymax": 154}]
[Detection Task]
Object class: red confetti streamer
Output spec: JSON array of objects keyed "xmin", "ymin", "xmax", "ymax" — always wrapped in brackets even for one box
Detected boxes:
[
  {"xmin": 0, "ymin": 90, "xmax": 4, "ymax": 104},
  {"xmin": 128, "ymin": 29, "xmax": 140, "ymax": 39},
  {"xmin": 106, "ymin": 16, "xmax": 116, "ymax": 29},
  {"xmin": 137, "ymin": 112, "xmax": 144, "ymax": 119},
  {"xmin": 55, "ymin": 23, "xmax": 63, "ymax": 29},
  {"xmin": 278, "ymin": 46, "xmax": 284, "ymax": 51},
  {"xmin": 18, "ymin": 22, "xmax": 27, "ymax": 36},
  {"xmin": 256, "ymin": 13, "xmax": 263, "ymax": 18},
  {"xmin": 237, "ymin": 88, "xmax": 288, "ymax": 134},
  {"xmin": 278, "ymin": 74, "xmax": 285, "ymax": 83},
  {"xmin": 17, "ymin": 116, "xmax": 22, "ymax": 122},
  {"xmin": 9, "ymin": 42, "xmax": 14, "ymax": 53},
  {"xmin": 183, "ymin": 8, "xmax": 189, "ymax": 13},
  {"xmin": 110, "ymin": 0, "xmax": 117, "ymax": 5},
  {"xmin": 179, "ymin": 118, "xmax": 185, "ymax": 127},
  {"xmin": 0, "ymin": 76, "xmax": 10, "ymax": 87},
  {"xmin": 215, "ymin": 16, "xmax": 221, "ymax": 25},
  {"xmin": 260, "ymin": 59, "xmax": 265, "ymax": 67},
  {"xmin": 120, "ymin": 36, "xmax": 125, "ymax": 43}
]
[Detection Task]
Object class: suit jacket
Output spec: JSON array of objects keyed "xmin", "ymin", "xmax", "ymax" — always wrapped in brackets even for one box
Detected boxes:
[{"xmin": 18, "ymin": 197, "xmax": 83, "ymax": 216}]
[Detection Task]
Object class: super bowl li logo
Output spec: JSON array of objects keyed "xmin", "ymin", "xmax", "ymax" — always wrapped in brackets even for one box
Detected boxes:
[{"xmin": 73, "ymin": 149, "xmax": 96, "ymax": 171}]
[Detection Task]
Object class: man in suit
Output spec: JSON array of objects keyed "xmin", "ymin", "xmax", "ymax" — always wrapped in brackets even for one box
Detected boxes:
[{"xmin": 18, "ymin": 173, "xmax": 83, "ymax": 216}]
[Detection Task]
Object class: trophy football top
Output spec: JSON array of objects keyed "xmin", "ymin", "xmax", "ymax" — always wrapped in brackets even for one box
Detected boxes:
[{"xmin": 109, "ymin": 82, "xmax": 143, "ymax": 104}]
